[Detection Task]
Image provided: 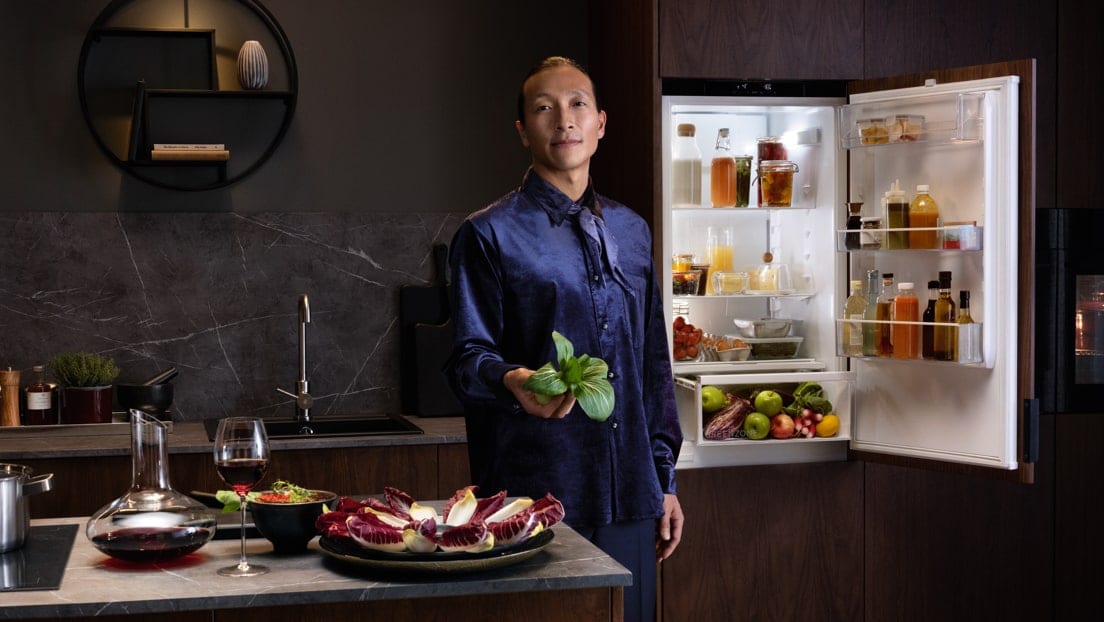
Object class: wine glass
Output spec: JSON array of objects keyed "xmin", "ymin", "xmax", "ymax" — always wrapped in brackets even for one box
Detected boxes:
[{"xmin": 213, "ymin": 417, "xmax": 270, "ymax": 577}]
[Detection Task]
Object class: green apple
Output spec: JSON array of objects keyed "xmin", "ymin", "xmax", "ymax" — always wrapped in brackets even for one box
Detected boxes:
[
  {"xmin": 744, "ymin": 412, "xmax": 770, "ymax": 440},
  {"xmin": 754, "ymin": 390, "xmax": 783, "ymax": 416},
  {"xmin": 701, "ymin": 386, "xmax": 727, "ymax": 414}
]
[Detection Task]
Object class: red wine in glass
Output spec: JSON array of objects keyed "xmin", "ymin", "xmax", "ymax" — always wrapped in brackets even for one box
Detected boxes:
[{"xmin": 216, "ymin": 458, "xmax": 269, "ymax": 495}]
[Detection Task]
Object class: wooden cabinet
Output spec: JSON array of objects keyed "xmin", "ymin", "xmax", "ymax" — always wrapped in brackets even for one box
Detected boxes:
[
  {"xmin": 1056, "ymin": 0, "xmax": 1103, "ymax": 208},
  {"xmin": 658, "ymin": 0, "xmax": 863, "ymax": 80}
]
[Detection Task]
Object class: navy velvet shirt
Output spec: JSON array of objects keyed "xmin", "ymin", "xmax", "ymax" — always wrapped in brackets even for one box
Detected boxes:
[{"xmin": 446, "ymin": 169, "xmax": 682, "ymax": 529}]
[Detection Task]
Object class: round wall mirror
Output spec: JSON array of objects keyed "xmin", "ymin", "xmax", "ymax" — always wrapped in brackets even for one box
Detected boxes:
[{"xmin": 78, "ymin": 0, "xmax": 298, "ymax": 191}]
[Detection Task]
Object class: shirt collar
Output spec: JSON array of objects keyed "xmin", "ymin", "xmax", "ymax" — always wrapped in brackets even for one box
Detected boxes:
[{"xmin": 521, "ymin": 168, "xmax": 602, "ymax": 226}]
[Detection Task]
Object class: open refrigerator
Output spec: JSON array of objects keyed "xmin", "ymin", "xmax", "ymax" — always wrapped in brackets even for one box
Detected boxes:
[{"xmin": 661, "ymin": 70, "xmax": 1028, "ymax": 471}]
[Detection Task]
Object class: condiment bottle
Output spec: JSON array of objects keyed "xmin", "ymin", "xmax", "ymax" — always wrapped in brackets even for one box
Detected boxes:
[
  {"xmin": 710, "ymin": 128, "xmax": 737, "ymax": 207},
  {"xmin": 885, "ymin": 179, "xmax": 909, "ymax": 249},
  {"xmin": 672, "ymin": 123, "xmax": 702, "ymax": 208},
  {"xmin": 933, "ymin": 271, "xmax": 957, "ymax": 360},
  {"xmin": 891, "ymin": 282, "xmax": 921, "ymax": 358},
  {"xmin": 845, "ymin": 202, "xmax": 863, "ymax": 250},
  {"xmin": 862, "ymin": 269, "xmax": 881, "ymax": 356},
  {"xmin": 956, "ymin": 290, "xmax": 982, "ymax": 363},
  {"xmin": 24, "ymin": 364, "xmax": 55, "ymax": 426},
  {"xmin": 876, "ymin": 273, "xmax": 896, "ymax": 356},
  {"xmin": 922, "ymin": 280, "xmax": 940, "ymax": 359},
  {"xmin": 908, "ymin": 184, "xmax": 940, "ymax": 249},
  {"xmin": 1, "ymin": 368, "xmax": 21, "ymax": 427},
  {"xmin": 842, "ymin": 279, "xmax": 867, "ymax": 356}
]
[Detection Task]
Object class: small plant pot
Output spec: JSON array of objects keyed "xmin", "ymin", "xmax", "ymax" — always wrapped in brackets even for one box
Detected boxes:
[
  {"xmin": 249, "ymin": 490, "xmax": 338, "ymax": 554},
  {"xmin": 60, "ymin": 386, "xmax": 113, "ymax": 425}
]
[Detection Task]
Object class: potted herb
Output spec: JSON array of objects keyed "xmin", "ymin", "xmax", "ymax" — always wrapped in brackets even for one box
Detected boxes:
[{"xmin": 49, "ymin": 352, "xmax": 119, "ymax": 425}]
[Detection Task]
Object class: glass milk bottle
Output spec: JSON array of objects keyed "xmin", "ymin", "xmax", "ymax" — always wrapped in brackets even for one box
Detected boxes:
[{"xmin": 672, "ymin": 123, "xmax": 702, "ymax": 208}]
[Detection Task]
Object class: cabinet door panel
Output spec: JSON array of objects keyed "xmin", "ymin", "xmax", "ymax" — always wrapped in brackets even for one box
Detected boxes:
[{"xmin": 659, "ymin": 0, "xmax": 863, "ymax": 80}]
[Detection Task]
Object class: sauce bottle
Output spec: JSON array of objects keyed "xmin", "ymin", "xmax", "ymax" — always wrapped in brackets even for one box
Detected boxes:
[
  {"xmin": 876, "ymin": 273, "xmax": 896, "ymax": 356},
  {"xmin": 710, "ymin": 128, "xmax": 737, "ymax": 207},
  {"xmin": 921, "ymin": 280, "xmax": 940, "ymax": 359},
  {"xmin": 956, "ymin": 290, "xmax": 982, "ymax": 363},
  {"xmin": 885, "ymin": 179, "xmax": 909, "ymax": 249},
  {"xmin": 672, "ymin": 123, "xmax": 702, "ymax": 208},
  {"xmin": 845, "ymin": 202, "xmax": 863, "ymax": 249},
  {"xmin": 908, "ymin": 184, "xmax": 940, "ymax": 249},
  {"xmin": 862, "ymin": 269, "xmax": 881, "ymax": 356},
  {"xmin": 933, "ymin": 271, "xmax": 957, "ymax": 360},
  {"xmin": 891, "ymin": 282, "xmax": 921, "ymax": 358},
  {"xmin": 24, "ymin": 364, "xmax": 56, "ymax": 426},
  {"xmin": 842, "ymin": 279, "xmax": 867, "ymax": 356}
]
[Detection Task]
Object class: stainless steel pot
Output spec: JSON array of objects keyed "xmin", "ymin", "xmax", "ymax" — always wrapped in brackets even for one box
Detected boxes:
[{"xmin": 0, "ymin": 463, "xmax": 53, "ymax": 553}]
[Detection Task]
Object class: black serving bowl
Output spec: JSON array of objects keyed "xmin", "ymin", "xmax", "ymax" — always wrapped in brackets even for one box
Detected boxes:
[
  {"xmin": 248, "ymin": 490, "xmax": 338, "ymax": 554},
  {"xmin": 115, "ymin": 383, "xmax": 174, "ymax": 419}
]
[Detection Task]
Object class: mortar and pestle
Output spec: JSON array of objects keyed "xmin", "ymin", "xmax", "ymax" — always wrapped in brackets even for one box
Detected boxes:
[{"xmin": 115, "ymin": 367, "xmax": 177, "ymax": 420}]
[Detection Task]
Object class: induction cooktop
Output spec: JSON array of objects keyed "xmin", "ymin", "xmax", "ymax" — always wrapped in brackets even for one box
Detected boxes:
[{"xmin": 1, "ymin": 524, "xmax": 78, "ymax": 592}]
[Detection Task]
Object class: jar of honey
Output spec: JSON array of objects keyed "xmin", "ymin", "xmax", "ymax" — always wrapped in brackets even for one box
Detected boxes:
[
  {"xmin": 672, "ymin": 253, "xmax": 694, "ymax": 272},
  {"xmin": 758, "ymin": 160, "xmax": 799, "ymax": 207}
]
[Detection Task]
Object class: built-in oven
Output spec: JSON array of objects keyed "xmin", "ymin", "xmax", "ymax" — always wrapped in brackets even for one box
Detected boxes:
[{"xmin": 1036, "ymin": 208, "xmax": 1104, "ymax": 413}]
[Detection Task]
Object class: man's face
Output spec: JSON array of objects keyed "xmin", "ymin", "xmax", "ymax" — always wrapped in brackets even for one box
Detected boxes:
[{"xmin": 516, "ymin": 65, "xmax": 606, "ymax": 181}]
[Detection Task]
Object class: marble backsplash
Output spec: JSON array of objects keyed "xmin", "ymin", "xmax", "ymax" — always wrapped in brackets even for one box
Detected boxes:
[{"xmin": 0, "ymin": 212, "xmax": 465, "ymax": 422}]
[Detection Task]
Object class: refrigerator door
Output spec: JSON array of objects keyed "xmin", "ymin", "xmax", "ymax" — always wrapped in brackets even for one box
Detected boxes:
[{"xmin": 843, "ymin": 75, "xmax": 1022, "ymax": 470}]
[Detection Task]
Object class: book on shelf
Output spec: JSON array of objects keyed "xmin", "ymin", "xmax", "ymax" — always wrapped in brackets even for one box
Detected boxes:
[
  {"xmin": 152, "ymin": 143, "xmax": 226, "ymax": 151},
  {"xmin": 150, "ymin": 149, "xmax": 230, "ymax": 161}
]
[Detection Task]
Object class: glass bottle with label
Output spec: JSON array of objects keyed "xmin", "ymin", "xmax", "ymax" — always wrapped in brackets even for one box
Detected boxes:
[
  {"xmin": 885, "ymin": 179, "xmax": 909, "ymax": 249},
  {"xmin": 956, "ymin": 290, "xmax": 982, "ymax": 363},
  {"xmin": 24, "ymin": 365, "xmax": 55, "ymax": 426},
  {"xmin": 845, "ymin": 202, "xmax": 863, "ymax": 250},
  {"xmin": 672, "ymin": 123, "xmax": 702, "ymax": 208},
  {"xmin": 862, "ymin": 269, "xmax": 881, "ymax": 356},
  {"xmin": 891, "ymin": 282, "xmax": 921, "ymax": 358},
  {"xmin": 921, "ymin": 280, "xmax": 940, "ymax": 359},
  {"xmin": 710, "ymin": 128, "xmax": 737, "ymax": 207},
  {"xmin": 933, "ymin": 271, "xmax": 957, "ymax": 360},
  {"xmin": 876, "ymin": 273, "xmax": 896, "ymax": 356},
  {"xmin": 842, "ymin": 279, "xmax": 867, "ymax": 356},
  {"xmin": 908, "ymin": 184, "xmax": 941, "ymax": 249}
]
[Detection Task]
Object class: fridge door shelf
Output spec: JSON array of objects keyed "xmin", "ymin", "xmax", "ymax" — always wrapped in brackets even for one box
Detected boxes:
[
  {"xmin": 675, "ymin": 371, "xmax": 853, "ymax": 449},
  {"xmin": 673, "ymin": 358, "xmax": 826, "ymax": 375},
  {"xmin": 833, "ymin": 319, "xmax": 989, "ymax": 367},
  {"xmin": 836, "ymin": 225, "xmax": 983, "ymax": 252},
  {"xmin": 674, "ymin": 291, "xmax": 813, "ymax": 301},
  {"xmin": 837, "ymin": 90, "xmax": 988, "ymax": 149}
]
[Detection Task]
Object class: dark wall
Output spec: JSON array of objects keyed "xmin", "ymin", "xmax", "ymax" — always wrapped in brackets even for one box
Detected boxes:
[{"xmin": 0, "ymin": 0, "xmax": 587, "ymax": 419}]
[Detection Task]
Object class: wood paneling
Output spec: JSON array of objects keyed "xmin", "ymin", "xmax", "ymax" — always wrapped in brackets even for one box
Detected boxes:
[
  {"xmin": 1056, "ymin": 0, "xmax": 1104, "ymax": 207},
  {"xmin": 659, "ymin": 463, "xmax": 863, "ymax": 621},
  {"xmin": 863, "ymin": 413, "xmax": 1054, "ymax": 621},
  {"xmin": 659, "ymin": 0, "xmax": 863, "ymax": 80},
  {"xmin": 1055, "ymin": 413, "xmax": 1104, "ymax": 620},
  {"xmin": 437, "ymin": 442, "xmax": 472, "ymax": 497}
]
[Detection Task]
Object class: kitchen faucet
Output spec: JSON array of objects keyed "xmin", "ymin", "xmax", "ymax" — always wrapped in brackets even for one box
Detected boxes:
[{"xmin": 277, "ymin": 293, "xmax": 313, "ymax": 422}]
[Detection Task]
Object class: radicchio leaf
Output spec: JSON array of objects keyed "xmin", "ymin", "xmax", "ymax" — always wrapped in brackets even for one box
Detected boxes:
[
  {"xmin": 408, "ymin": 502, "xmax": 439, "ymax": 522},
  {"xmin": 438, "ymin": 520, "xmax": 494, "ymax": 553},
  {"xmin": 402, "ymin": 517, "xmax": 439, "ymax": 553},
  {"xmin": 444, "ymin": 487, "xmax": 478, "ymax": 526},
  {"xmin": 527, "ymin": 493, "xmax": 566, "ymax": 528},
  {"xmin": 488, "ymin": 512, "xmax": 540, "ymax": 546},
  {"xmin": 346, "ymin": 513, "xmax": 405, "ymax": 552},
  {"xmin": 484, "ymin": 497, "xmax": 534, "ymax": 524},
  {"xmin": 474, "ymin": 489, "xmax": 507, "ymax": 520},
  {"xmin": 384, "ymin": 486, "xmax": 416, "ymax": 514},
  {"xmin": 316, "ymin": 510, "xmax": 354, "ymax": 539},
  {"xmin": 362, "ymin": 497, "xmax": 412, "ymax": 522},
  {"xmin": 364, "ymin": 506, "xmax": 409, "ymax": 529}
]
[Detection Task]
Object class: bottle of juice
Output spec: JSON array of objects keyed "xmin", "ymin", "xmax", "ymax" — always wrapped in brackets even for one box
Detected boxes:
[
  {"xmin": 704, "ymin": 226, "xmax": 734, "ymax": 294},
  {"xmin": 672, "ymin": 123, "xmax": 702, "ymax": 208},
  {"xmin": 921, "ymin": 279, "xmax": 939, "ymax": 359},
  {"xmin": 875, "ymin": 272, "xmax": 896, "ymax": 356},
  {"xmin": 885, "ymin": 179, "xmax": 909, "ymax": 249},
  {"xmin": 908, "ymin": 184, "xmax": 940, "ymax": 249},
  {"xmin": 891, "ymin": 282, "xmax": 921, "ymax": 358},
  {"xmin": 842, "ymin": 279, "xmax": 867, "ymax": 356},
  {"xmin": 862, "ymin": 269, "xmax": 881, "ymax": 356},
  {"xmin": 710, "ymin": 128, "xmax": 736, "ymax": 207},
  {"xmin": 933, "ymin": 271, "xmax": 957, "ymax": 360}
]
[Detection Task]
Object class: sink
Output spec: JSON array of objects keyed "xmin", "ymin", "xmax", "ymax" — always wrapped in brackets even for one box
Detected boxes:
[{"xmin": 203, "ymin": 413, "xmax": 423, "ymax": 441}]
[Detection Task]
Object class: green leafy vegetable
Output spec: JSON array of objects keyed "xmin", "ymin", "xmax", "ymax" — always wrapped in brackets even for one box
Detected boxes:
[
  {"xmin": 216, "ymin": 479, "xmax": 314, "ymax": 512},
  {"xmin": 522, "ymin": 331, "xmax": 616, "ymax": 422},
  {"xmin": 783, "ymin": 382, "xmax": 833, "ymax": 416}
]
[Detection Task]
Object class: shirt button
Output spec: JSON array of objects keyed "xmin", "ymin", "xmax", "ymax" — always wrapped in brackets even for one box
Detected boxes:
[
  {"xmin": 607, "ymin": 371, "xmax": 615, "ymax": 379},
  {"xmin": 601, "ymin": 322, "xmax": 609, "ymax": 330},
  {"xmin": 612, "ymin": 422, "xmax": 619, "ymax": 429},
  {"xmin": 593, "ymin": 274, "xmax": 600, "ymax": 282}
]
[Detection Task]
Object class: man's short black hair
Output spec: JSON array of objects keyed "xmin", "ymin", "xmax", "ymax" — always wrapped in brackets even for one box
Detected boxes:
[{"xmin": 515, "ymin": 56, "xmax": 601, "ymax": 126}]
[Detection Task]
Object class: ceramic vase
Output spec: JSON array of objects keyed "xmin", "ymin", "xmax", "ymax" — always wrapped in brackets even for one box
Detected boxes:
[
  {"xmin": 59, "ymin": 385, "xmax": 113, "ymax": 425},
  {"xmin": 237, "ymin": 40, "xmax": 269, "ymax": 90}
]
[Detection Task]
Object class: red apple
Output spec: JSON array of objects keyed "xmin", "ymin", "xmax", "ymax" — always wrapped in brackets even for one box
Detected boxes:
[{"xmin": 770, "ymin": 413, "xmax": 795, "ymax": 439}]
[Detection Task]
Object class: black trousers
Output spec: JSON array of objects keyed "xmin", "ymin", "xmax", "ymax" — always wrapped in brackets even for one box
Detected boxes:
[{"xmin": 572, "ymin": 518, "xmax": 656, "ymax": 622}]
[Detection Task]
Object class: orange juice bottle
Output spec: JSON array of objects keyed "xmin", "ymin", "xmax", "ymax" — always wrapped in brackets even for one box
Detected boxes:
[
  {"xmin": 908, "ymin": 184, "xmax": 940, "ymax": 249},
  {"xmin": 704, "ymin": 226, "xmax": 734, "ymax": 294},
  {"xmin": 891, "ymin": 282, "xmax": 921, "ymax": 358}
]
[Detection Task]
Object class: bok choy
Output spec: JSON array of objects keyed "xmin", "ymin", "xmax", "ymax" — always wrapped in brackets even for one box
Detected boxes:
[{"xmin": 522, "ymin": 331, "xmax": 615, "ymax": 422}]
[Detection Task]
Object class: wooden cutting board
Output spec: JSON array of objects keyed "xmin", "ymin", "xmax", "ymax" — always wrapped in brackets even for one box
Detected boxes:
[{"xmin": 399, "ymin": 243, "xmax": 458, "ymax": 416}]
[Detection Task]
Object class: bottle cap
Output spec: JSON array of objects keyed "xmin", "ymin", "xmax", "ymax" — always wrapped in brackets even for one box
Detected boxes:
[
  {"xmin": 927, "ymin": 280, "xmax": 940, "ymax": 289},
  {"xmin": 886, "ymin": 179, "xmax": 906, "ymax": 201},
  {"xmin": 677, "ymin": 123, "xmax": 696, "ymax": 137},
  {"xmin": 960, "ymin": 290, "xmax": 970, "ymax": 306},
  {"xmin": 939, "ymin": 271, "xmax": 952, "ymax": 288},
  {"xmin": 718, "ymin": 128, "xmax": 729, "ymax": 137},
  {"xmin": 917, "ymin": 184, "xmax": 929, "ymax": 193},
  {"xmin": 899, "ymin": 282, "xmax": 914, "ymax": 290},
  {"xmin": 851, "ymin": 280, "xmax": 863, "ymax": 289},
  {"xmin": 883, "ymin": 273, "xmax": 894, "ymax": 279}
]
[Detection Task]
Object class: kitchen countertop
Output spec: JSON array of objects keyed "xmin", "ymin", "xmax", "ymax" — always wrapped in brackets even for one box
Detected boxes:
[
  {"xmin": 0, "ymin": 515, "xmax": 631, "ymax": 619},
  {"xmin": 0, "ymin": 416, "xmax": 467, "ymax": 459}
]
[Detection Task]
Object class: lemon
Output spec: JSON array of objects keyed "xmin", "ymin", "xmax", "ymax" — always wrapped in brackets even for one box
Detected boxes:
[{"xmin": 815, "ymin": 414, "xmax": 840, "ymax": 438}]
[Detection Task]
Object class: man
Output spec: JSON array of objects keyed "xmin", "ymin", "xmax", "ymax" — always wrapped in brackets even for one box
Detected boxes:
[{"xmin": 445, "ymin": 56, "xmax": 683, "ymax": 622}]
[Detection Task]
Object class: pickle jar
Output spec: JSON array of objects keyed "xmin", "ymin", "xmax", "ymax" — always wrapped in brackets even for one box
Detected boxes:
[{"xmin": 758, "ymin": 160, "xmax": 799, "ymax": 207}]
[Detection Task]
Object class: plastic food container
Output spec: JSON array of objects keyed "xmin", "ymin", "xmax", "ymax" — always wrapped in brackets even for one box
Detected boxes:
[
  {"xmin": 758, "ymin": 160, "xmax": 799, "ymax": 207},
  {"xmin": 743, "ymin": 336, "xmax": 804, "ymax": 359},
  {"xmin": 711, "ymin": 271, "xmax": 748, "ymax": 295},
  {"xmin": 887, "ymin": 114, "xmax": 925, "ymax": 142},
  {"xmin": 672, "ymin": 271, "xmax": 702, "ymax": 296},
  {"xmin": 732, "ymin": 318, "xmax": 799, "ymax": 338},
  {"xmin": 857, "ymin": 118, "xmax": 888, "ymax": 145}
]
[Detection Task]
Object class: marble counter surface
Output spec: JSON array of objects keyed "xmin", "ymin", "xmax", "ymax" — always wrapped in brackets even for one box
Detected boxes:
[
  {"xmin": 0, "ymin": 516, "xmax": 630, "ymax": 619},
  {"xmin": 0, "ymin": 416, "xmax": 467, "ymax": 460}
]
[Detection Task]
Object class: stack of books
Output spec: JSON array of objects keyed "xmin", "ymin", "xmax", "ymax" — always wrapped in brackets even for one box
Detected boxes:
[{"xmin": 150, "ymin": 143, "xmax": 230, "ymax": 161}]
